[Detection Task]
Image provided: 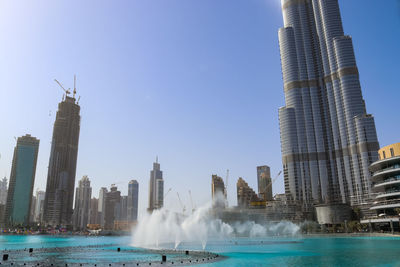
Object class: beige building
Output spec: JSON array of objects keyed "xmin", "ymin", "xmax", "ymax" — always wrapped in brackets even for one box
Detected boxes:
[
  {"xmin": 257, "ymin": 165, "xmax": 273, "ymax": 201},
  {"xmin": 211, "ymin": 175, "xmax": 226, "ymax": 208},
  {"xmin": 237, "ymin": 177, "xmax": 261, "ymax": 208}
]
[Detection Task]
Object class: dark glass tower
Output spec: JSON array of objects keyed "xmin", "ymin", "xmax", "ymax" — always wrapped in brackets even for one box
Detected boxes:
[
  {"xmin": 4, "ymin": 134, "xmax": 39, "ymax": 226},
  {"xmin": 43, "ymin": 95, "xmax": 81, "ymax": 226},
  {"xmin": 127, "ymin": 180, "xmax": 139, "ymax": 222},
  {"xmin": 278, "ymin": 0, "xmax": 379, "ymax": 206}
]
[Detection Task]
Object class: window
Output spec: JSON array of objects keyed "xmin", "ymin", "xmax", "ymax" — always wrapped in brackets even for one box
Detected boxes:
[
  {"xmin": 383, "ymin": 151, "xmax": 386, "ymax": 159},
  {"xmin": 390, "ymin": 148, "xmax": 395, "ymax": 157}
]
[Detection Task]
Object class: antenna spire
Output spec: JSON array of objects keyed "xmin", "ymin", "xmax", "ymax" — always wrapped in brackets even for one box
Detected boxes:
[
  {"xmin": 73, "ymin": 75, "xmax": 77, "ymax": 98},
  {"xmin": 156, "ymin": 156, "xmax": 158, "ymax": 163}
]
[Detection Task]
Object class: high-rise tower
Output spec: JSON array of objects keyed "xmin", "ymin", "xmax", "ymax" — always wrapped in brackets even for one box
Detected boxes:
[
  {"xmin": 0, "ymin": 177, "xmax": 8, "ymax": 205},
  {"xmin": 98, "ymin": 187, "xmax": 108, "ymax": 227},
  {"xmin": 127, "ymin": 180, "xmax": 139, "ymax": 221},
  {"xmin": 4, "ymin": 134, "xmax": 39, "ymax": 226},
  {"xmin": 34, "ymin": 190, "xmax": 45, "ymax": 223},
  {"xmin": 73, "ymin": 176, "xmax": 92, "ymax": 230},
  {"xmin": 43, "ymin": 88, "xmax": 81, "ymax": 226},
  {"xmin": 104, "ymin": 185, "xmax": 121, "ymax": 230},
  {"xmin": 278, "ymin": 0, "xmax": 379, "ymax": 206},
  {"xmin": 257, "ymin": 165, "xmax": 273, "ymax": 201},
  {"xmin": 148, "ymin": 158, "xmax": 163, "ymax": 212}
]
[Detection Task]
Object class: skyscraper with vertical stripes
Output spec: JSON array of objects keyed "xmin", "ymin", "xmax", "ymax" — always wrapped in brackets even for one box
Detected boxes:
[
  {"xmin": 43, "ymin": 94, "xmax": 81, "ymax": 226},
  {"xmin": 278, "ymin": 0, "xmax": 379, "ymax": 206}
]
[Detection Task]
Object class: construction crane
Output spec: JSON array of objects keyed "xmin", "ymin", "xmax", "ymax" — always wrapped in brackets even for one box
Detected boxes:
[
  {"xmin": 188, "ymin": 190, "xmax": 196, "ymax": 213},
  {"xmin": 267, "ymin": 170, "xmax": 282, "ymax": 191},
  {"xmin": 164, "ymin": 188, "xmax": 172, "ymax": 199},
  {"xmin": 250, "ymin": 170, "xmax": 283, "ymax": 207},
  {"xmin": 54, "ymin": 79, "xmax": 71, "ymax": 96},
  {"xmin": 261, "ymin": 170, "xmax": 283, "ymax": 198},
  {"xmin": 176, "ymin": 192, "xmax": 186, "ymax": 214}
]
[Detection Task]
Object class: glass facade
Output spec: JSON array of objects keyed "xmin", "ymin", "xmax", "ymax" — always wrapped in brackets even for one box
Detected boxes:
[
  {"xmin": 278, "ymin": 0, "xmax": 379, "ymax": 206},
  {"xmin": 4, "ymin": 135, "xmax": 39, "ymax": 226}
]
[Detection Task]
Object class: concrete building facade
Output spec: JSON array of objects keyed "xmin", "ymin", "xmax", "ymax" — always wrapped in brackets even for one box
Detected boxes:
[
  {"xmin": 4, "ymin": 134, "xmax": 39, "ymax": 226},
  {"xmin": 237, "ymin": 177, "xmax": 261, "ymax": 208},
  {"xmin": 278, "ymin": 0, "xmax": 379, "ymax": 206},
  {"xmin": 73, "ymin": 176, "xmax": 92, "ymax": 230},
  {"xmin": 361, "ymin": 143, "xmax": 400, "ymax": 230},
  {"xmin": 43, "ymin": 95, "xmax": 81, "ymax": 226}
]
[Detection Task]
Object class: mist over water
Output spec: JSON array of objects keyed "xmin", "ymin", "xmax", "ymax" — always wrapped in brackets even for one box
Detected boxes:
[{"xmin": 131, "ymin": 199, "xmax": 300, "ymax": 250}]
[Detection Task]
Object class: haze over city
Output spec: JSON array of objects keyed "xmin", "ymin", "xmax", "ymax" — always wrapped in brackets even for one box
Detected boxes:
[{"xmin": 0, "ymin": 0, "xmax": 399, "ymax": 216}]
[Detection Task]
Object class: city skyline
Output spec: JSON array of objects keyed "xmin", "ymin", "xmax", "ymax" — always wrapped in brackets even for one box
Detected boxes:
[{"xmin": 0, "ymin": 0, "xmax": 399, "ymax": 215}]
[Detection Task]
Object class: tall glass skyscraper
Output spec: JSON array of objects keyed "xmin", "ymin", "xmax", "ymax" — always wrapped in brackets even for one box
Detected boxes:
[
  {"xmin": 127, "ymin": 180, "xmax": 139, "ymax": 222},
  {"xmin": 278, "ymin": 0, "xmax": 379, "ymax": 206},
  {"xmin": 43, "ymin": 94, "xmax": 81, "ymax": 226},
  {"xmin": 4, "ymin": 134, "xmax": 39, "ymax": 226}
]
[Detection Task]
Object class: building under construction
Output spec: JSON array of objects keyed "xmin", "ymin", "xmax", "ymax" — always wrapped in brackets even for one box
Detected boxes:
[
  {"xmin": 43, "ymin": 79, "xmax": 81, "ymax": 227},
  {"xmin": 211, "ymin": 175, "xmax": 226, "ymax": 208},
  {"xmin": 237, "ymin": 177, "xmax": 262, "ymax": 208}
]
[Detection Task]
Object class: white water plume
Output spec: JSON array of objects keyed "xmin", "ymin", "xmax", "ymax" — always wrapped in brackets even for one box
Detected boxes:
[{"xmin": 132, "ymin": 199, "xmax": 300, "ymax": 250}]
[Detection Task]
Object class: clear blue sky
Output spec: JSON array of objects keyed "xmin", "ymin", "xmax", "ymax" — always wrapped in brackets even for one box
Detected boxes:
[{"xmin": 0, "ymin": 0, "xmax": 399, "ymax": 215}]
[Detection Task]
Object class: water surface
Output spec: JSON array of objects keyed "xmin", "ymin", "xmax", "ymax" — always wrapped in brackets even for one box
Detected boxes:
[{"xmin": 0, "ymin": 235, "xmax": 399, "ymax": 266}]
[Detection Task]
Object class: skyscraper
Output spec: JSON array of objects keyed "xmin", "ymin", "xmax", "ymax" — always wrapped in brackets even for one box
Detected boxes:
[
  {"xmin": 211, "ymin": 175, "xmax": 226, "ymax": 208},
  {"xmin": 104, "ymin": 185, "xmax": 121, "ymax": 230},
  {"xmin": 148, "ymin": 158, "xmax": 164, "ymax": 212},
  {"xmin": 116, "ymin": 195, "xmax": 127, "ymax": 221},
  {"xmin": 89, "ymin": 198, "xmax": 98, "ymax": 225},
  {"xmin": 34, "ymin": 190, "xmax": 45, "ymax": 223},
  {"xmin": 43, "ymin": 93, "xmax": 81, "ymax": 226},
  {"xmin": 4, "ymin": 134, "xmax": 39, "ymax": 226},
  {"xmin": 257, "ymin": 166, "xmax": 273, "ymax": 201},
  {"xmin": 127, "ymin": 180, "xmax": 139, "ymax": 222},
  {"xmin": 278, "ymin": 0, "xmax": 379, "ymax": 206},
  {"xmin": 73, "ymin": 176, "xmax": 92, "ymax": 230},
  {"xmin": 98, "ymin": 187, "xmax": 108, "ymax": 227},
  {"xmin": 0, "ymin": 177, "xmax": 8, "ymax": 205}
]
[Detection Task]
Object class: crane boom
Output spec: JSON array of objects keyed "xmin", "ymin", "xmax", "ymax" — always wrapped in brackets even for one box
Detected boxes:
[
  {"xmin": 176, "ymin": 192, "xmax": 186, "ymax": 214},
  {"xmin": 164, "ymin": 188, "xmax": 172, "ymax": 198},
  {"xmin": 263, "ymin": 170, "xmax": 282, "ymax": 193},
  {"xmin": 54, "ymin": 79, "xmax": 71, "ymax": 95},
  {"xmin": 188, "ymin": 190, "xmax": 196, "ymax": 213}
]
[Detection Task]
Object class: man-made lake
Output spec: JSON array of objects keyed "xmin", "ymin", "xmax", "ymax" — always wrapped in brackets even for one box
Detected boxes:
[{"xmin": 0, "ymin": 235, "xmax": 399, "ymax": 266}]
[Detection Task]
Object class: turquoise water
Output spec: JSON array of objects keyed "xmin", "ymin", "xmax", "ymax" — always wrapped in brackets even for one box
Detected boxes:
[
  {"xmin": 197, "ymin": 237, "xmax": 400, "ymax": 267},
  {"xmin": 0, "ymin": 235, "xmax": 400, "ymax": 266}
]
